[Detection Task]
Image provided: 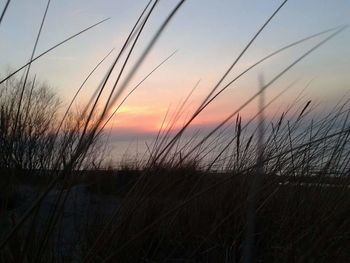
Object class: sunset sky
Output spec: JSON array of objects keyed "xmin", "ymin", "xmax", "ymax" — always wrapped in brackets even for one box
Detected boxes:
[{"xmin": 1, "ymin": 0, "xmax": 350, "ymax": 138}]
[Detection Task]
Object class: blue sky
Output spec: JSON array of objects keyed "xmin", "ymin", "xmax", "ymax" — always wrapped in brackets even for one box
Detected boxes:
[{"xmin": 0, "ymin": 0, "xmax": 349, "ymax": 134}]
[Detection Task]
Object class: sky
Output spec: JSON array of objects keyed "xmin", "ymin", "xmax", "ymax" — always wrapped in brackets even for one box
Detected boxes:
[{"xmin": 0, "ymin": 0, "xmax": 350, "ymax": 139}]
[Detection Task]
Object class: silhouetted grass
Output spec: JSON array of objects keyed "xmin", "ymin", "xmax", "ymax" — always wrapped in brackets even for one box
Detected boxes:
[{"xmin": 0, "ymin": 0, "xmax": 349, "ymax": 262}]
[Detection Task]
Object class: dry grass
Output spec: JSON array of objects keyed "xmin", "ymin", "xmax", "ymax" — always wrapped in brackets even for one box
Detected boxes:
[{"xmin": 0, "ymin": 0, "xmax": 349, "ymax": 262}]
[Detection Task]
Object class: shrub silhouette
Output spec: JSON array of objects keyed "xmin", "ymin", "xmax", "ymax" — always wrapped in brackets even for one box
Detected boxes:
[{"xmin": 0, "ymin": 75, "xmax": 60, "ymax": 170}]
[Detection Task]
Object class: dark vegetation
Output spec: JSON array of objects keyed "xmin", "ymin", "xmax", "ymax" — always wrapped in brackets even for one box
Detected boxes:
[{"xmin": 0, "ymin": 0, "xmax": 349, "ymax": 262}]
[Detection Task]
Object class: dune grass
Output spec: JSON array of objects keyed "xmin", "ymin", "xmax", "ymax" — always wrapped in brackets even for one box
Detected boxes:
[{"xmin": 0, "ymin": 0, "xmax": 349, "ymax": 262}]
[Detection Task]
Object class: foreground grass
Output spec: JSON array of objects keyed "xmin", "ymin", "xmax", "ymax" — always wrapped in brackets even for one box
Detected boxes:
[
  {"xmin": 1, "ymin": 166, "xmax": 349, "ymax": 262},
  {"xmin": 1, "ymin": 0, "xmax": 350, "ymax": 262}
]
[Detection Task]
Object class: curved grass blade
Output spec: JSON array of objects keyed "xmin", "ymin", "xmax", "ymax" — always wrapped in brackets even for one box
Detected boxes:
[
  {"xmin": 0, "ymin": 18, "xmax": 110, "ymax": 85},
  {"xmin": 0, "ymin": 0, "xmax": 11, "ymax": 26}
]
